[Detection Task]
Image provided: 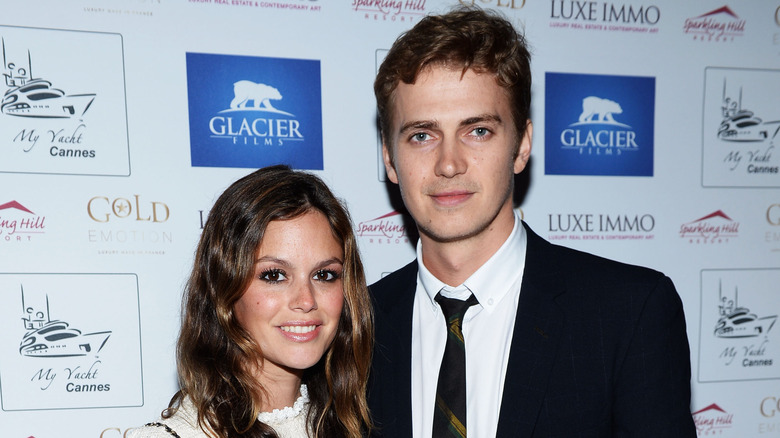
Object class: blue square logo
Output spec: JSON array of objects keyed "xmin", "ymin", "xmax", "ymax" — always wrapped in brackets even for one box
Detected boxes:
[
  {"xmin": 186, "ymin": 52, "xmax": 323, "ymax": 170},
  {"xmin": 544, "ymin": 72, "xmax": 655, "ymax": 176}
]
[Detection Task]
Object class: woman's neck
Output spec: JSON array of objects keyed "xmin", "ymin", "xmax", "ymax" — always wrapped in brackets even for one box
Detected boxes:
[{"xmin": 258, "ymin": 370, "xmax": 303, "ymax": 412}]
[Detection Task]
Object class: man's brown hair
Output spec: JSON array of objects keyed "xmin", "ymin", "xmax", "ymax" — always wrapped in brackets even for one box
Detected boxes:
[{"xmin": 375, "ymin": 6, "xmax": 532, "ymax": 159}]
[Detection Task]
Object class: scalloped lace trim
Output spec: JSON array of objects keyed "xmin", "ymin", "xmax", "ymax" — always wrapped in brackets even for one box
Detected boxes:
[{"xmin": 257, "ymin": 384, "xmax": 309, "ymax": 424}]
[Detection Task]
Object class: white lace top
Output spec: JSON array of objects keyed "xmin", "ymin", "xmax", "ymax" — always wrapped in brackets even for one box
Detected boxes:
[
  {"xmin": 257, "ymin": 384, "xmax": 310, "ymax": 438},
  {"xmin": 127, "ymin": 385, "xmax": 311, "ymax": 438}
]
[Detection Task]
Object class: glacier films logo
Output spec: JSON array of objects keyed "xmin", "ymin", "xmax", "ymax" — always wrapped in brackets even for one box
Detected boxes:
[
  {"xmin": 549, "ymin": 1, "xmax": 660, "ymax": 33},
  {"xmin": 679, "ymin": 210, "xmax": 739, "ymax": 244},
  {"xmin": 356, "ymin": 211, "xmax": 409, "ymax": 245},
  {"xmin": 0, "ymin": 200, "xmax": 46, "ymax": 243},
  {"xmin": 2, "ymin": 38, "xmax": 96, "ymax": 159},
  {"xmin": 186, "ymin": 52, "xmax": 323, "ymax": 170},
  {"xmin": 545, "ymin": 72, "xmax": 655, "ymax": 176},
  {"xmin": 352, "ymin": 0, "xmax": 426, "ymax": 23},
  {"xmin": 547, "ymin": 212, "xmax": 655, "ymax": 242},
  {"xmin": 692, "ymin": 403, "xmax": 734, "ymax": 435},
  {"xmin": 683, "ymin": 6, "xmax": 745, "ymax": 42}
]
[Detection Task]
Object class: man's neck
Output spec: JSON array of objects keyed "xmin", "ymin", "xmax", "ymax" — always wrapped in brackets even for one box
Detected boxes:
[{"xmin": 420, "ymin": 209, "xmax": 516, "ymax": 286}]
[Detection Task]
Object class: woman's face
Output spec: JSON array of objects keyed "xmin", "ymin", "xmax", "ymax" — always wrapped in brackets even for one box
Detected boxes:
[{"xmin": 234, "ymin": 210, "xmax": 345, "ymax": 379}]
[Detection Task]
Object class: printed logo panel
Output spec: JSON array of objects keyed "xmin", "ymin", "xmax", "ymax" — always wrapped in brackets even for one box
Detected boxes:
[
  {"xmin": 692, "ymin": 403, "xmax": 734, "ymax": 435},
  {"xmin": 353, "ymin": 0, "xmax": 427, "ymax": 22},
  {"xmin": 186, "ymin": 52, "xmax": 323, "ymax": 170},
  {"xmin": 0, "ymin": 26, "xmax": 129, "ymax": 176},
  {"xmin": 698, "ymin": 269, "xmax": 779, "ymax": 383},
  {"xmin": 189, "ymin": 0, "xmax": 321, "ymax": 12},
  {"xmin": 356, "ymin": 210, "xmax": 410, "ymax": 246},
  {"xmin": 0, "ymin": 200, "xmax": 46, "ymax": 244},
  {"xmin": 679, "ymin": 210, "xmax": 740, "ymax": 244},
  {"xmin": 549, "ymin": 1, "xmax": 660, "ymax": 33},
  {"xmin": 702, "ymin": 67, "xmax": 780, "ymax": 187},
  {"xmin": 85, "ymin": 194, "xmax": 173, "ymax": 257},
  {"xmin": 546, "ymin": 211, "xmax": 655, "ymax": 242},
  {"xmin": 683, "ymin": 6, "xmax": 745, "ymax": 42},
  {"xmin": 545, "ymin": 72, "xmax": 655, "ymax": 176},
  {"xmin": 0, "ymin": 273, "xmax": 142, "ymax": 410}
]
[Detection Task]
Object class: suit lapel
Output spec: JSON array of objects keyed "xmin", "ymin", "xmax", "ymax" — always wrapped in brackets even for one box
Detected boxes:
[{"xmin": 496, "ymin": 223, "xmax": 565, "ymax": 437}]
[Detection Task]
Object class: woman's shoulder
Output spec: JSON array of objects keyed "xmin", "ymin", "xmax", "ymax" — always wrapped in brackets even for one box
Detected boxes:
[
  {"xmin": 127, "ymin": 422, "xmax": 186, "ymax": 438},
  {"xmin": 127, "ymin": 398, "xmax": 209, "ymax": 438}
]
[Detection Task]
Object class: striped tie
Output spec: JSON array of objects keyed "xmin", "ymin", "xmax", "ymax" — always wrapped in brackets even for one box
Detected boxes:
[{"xmin": 433, "ymin": 292, "xmax": 479, "ymax": 438}]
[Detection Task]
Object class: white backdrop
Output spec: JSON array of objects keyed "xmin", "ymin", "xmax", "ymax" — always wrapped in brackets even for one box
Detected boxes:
[{"xmin": 1, "ymin": 1, "xmax": 779, "ymax": 436}]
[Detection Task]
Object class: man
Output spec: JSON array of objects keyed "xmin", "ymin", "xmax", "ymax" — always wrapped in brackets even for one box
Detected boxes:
[{"xmin": 368, "ymin": 7, "xmax": 696, "ymax": 438}]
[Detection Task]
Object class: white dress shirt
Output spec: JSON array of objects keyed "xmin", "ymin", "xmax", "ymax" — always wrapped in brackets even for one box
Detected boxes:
[{"xmin": 411, "ymin": 210, "xmax": 527, "ymax": 438}]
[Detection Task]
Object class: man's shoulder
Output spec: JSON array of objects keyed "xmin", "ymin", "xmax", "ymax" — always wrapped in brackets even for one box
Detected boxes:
[
  {"xmin": 368, "ymin": 260, "xmax": 418, "ymax": 309},
  {"xmin": 369, "ymin": 260, "xmax": 417, "ymax": 290}
]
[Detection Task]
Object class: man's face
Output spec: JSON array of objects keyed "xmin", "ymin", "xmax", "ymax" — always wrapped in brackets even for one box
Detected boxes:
[{"xmin": 383, "ymin": 66, "xmax": 531, "ymax": 246}]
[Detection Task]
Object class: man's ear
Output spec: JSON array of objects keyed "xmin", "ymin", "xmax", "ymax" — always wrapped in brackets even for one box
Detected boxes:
[
  {"xmin": 382, "ymin": 143, "xmax": 399, "ymax": 184},
  {"xmin": 514, "ymin": 120, "xmax": 533, "ymax": 174}
]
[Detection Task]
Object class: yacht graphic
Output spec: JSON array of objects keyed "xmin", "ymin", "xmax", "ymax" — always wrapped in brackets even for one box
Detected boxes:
[
  {"xmin": 718, "ymin": 80, "xmax": 780, "ymax": 142},
  {"xmin": 19, "ymin": 286, "xmax": 110, "ymax": 358},
  {"xmin": 1, "ymin": 39, "xmax": 95, "ymax": 119},
  {"xmin": 714, "ymin": 281, "xmax": 777, "ymax": 339}
]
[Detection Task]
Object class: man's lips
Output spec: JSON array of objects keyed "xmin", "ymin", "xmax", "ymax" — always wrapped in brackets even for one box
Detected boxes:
[{"xmin": 430, "ymin": 190, "xmax": 474, "ymax": 206}]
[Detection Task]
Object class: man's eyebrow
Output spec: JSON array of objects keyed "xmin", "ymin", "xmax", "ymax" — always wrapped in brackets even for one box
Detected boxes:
[
  {"xmin": 399, "ymin": 120, "xmax": 439, "ymax": 135},
  {"xmin": 398, "ymin": 114, "xmax": 503, "ymax": 135},
  {"xmin": 460, "ymin": 114, "xmax": 503, "ymax": 127}
]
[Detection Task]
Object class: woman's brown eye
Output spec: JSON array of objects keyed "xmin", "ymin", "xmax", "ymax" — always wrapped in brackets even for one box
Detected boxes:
[
  {"xmin": 315, "ymin": 270, "xmax": 340, "ymax": 282},
  {"xmin": 260, "ymin": 269, "xmax": 286, "ymax": 283}
]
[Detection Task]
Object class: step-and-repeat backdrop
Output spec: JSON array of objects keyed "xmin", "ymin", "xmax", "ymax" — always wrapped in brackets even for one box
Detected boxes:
[{"xmin": 1, "ymin": 1, "xmax": 778, "ymax": 436}]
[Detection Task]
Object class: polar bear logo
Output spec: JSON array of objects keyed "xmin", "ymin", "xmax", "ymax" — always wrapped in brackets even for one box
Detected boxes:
[
  {"xmin": 230, "ymin": 80, "xmax": 282, "ymax": 111},
  {"xmin": 578, "ymin": 96, "xmax": 622, "ymax": 123}
]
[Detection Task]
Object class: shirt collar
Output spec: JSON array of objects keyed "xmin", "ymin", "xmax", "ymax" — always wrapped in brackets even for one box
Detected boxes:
[{"xmin": 417, "ymin": 210, "xmax": 527, "ymax": 312}]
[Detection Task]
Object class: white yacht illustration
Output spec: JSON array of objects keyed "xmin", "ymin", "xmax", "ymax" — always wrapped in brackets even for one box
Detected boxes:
[
  {"xmin": 19, "ymin": 286, "xmax": 111, "ymax": 358},
  {"xmin": 714, "ymin": 281, "xmax": 777, "ymax": 339},
  {"xmin": 1, "ymin": 39, "xmax": 95, "ymax": 118},
  {"xmin": 718, "ymin": 80, "xmax": 780, "ymax": 142}
]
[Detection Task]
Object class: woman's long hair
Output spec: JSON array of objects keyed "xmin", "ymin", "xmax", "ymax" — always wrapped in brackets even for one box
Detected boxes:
[{"xmin": 166, "ymin": 164, "xmax": 373, "ymax": 437}]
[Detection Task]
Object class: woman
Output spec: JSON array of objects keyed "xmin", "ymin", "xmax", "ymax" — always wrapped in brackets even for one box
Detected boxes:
[{"xmin": 130, "ymin": 165, "xmax": 373, "ymax": 438}]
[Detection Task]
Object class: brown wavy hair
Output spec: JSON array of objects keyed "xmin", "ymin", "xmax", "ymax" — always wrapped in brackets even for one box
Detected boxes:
[
  {"xmin": 374, "ymin": 6, "xmax": 532, "ymax": 161},
  {"xmin": 166, "ymin": 165, "xmax": 373, "ymax": 437}
]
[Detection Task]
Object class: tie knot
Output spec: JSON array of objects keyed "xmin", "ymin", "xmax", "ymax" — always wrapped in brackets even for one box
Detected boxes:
[{"xmin": 435, "ymin": 292, "xmax": 479, "ymax": 321}]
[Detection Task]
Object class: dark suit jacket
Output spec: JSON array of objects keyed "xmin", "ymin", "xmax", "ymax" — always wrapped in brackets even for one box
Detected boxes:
[{"xmin": 368, "ymin": 222, "xmax": 696, "ymax": 437}]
